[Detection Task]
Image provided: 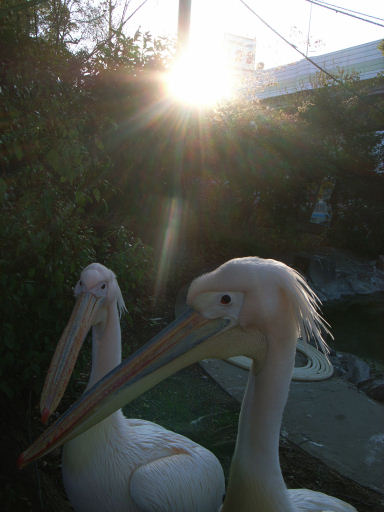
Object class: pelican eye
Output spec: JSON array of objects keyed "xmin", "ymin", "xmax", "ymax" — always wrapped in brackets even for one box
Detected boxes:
[{"xmin": 220, "ymin": 294, "xmax": 231, "ymax": 305}]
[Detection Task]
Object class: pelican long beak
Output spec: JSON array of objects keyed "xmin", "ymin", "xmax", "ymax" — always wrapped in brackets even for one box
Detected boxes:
[
  {"xmin": 18, "ymin": 308, "xmax": 231, "ymax": 469},
  {"xmin": 40, "ymin": 292, "xmax": 104, "ymax": 424}
]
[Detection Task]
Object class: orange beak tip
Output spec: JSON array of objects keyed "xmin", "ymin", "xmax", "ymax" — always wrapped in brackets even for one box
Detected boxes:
[{"xmin": 41, "ymin": 407, "xmax": 50, "ymax": 425}]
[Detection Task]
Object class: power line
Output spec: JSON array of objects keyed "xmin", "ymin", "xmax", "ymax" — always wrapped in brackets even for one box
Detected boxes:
[
  {"xmin": 122, "ymin": 0, "xmax": 151, "ymax": 28},
  {"xmin": 306, "ymin": 0, "xmax": 384, "ymax": 28},
  {"xmin": 237, "ymin": 0, "xmax": 384, "ymax": 115},
  {"xmin": 238, "ymin": 0, "xmax": 345, "ymax": 86},
  {"xmin": 308, "ymin": 0, "xmax": 384, "ymax": 22},
  {"xmin": 82, "ymin": 0, "xmax": 150, "ymax": 64}
]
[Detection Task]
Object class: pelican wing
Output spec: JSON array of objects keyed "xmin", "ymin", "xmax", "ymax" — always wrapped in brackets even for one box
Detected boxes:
[
  {"xmin": 130, "ymin": 446, "xmax": 225, "ymax": 512},
  {"xmin": 289, "ymin": 488, "xmax": 357, "ymax": 511}
]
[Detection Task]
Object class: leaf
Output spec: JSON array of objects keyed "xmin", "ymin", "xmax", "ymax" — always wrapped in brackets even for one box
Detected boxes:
[
  {"xmin": 0, "ymin": 381, "xmax": 14, "ymax": 399},
  {"xmin": 95, "ymin": 138, "xmax": 104, "ymax": 150},
  {"xmin": 13, "ymin": 143, "xmax": 23, "ymax": 160},
  {"xmin": 0, "ymin": 178, "xmax": 7, "ymax": 202},
  {"xmin": 46, "ymin": 148, "xmax": 62, "ymax": 172},
  {"xmin": 93, "ymin": 188, "xmax": 100, "ymax": 202},
  {"xmin": 75, "ymin": 190, "xmax": 88, "ymax": 206}
]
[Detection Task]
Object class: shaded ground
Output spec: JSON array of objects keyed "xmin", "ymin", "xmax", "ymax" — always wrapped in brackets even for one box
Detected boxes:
[{"xmin": 2, "ymin": 363, "xmax": 384, "ymax": 511}]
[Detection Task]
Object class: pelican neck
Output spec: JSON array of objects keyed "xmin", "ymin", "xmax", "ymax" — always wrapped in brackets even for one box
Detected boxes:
[
  {"xmin": 87, "ymin": 302, "xmax": 122, "ymax": 390},
  {"xmin": 223, "ymin": 336, "xmax": 297, "ymax": 512}
]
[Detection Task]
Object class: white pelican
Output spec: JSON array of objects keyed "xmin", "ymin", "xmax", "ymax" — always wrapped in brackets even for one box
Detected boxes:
[
  {"xmin": 20, "ymin": 257, "xmax": 357, "ymax": 512},
  {"xmin": 35, "ymin": 263, "xmax": 225, "ymax": 512}
]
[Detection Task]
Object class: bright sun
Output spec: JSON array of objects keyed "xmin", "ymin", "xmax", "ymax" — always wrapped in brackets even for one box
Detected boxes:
[{"xmin": 165, "ymin": 47, "xmax": 234, "ymax": 107}]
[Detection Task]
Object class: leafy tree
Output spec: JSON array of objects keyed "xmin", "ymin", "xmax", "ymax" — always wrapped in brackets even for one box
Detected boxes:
[
  {"xmin": 1, "ymin": 0, "xmax": 383, "ymax": 408},
  {"xmin": 0, "ymin": 9, "xmax": 159, "ymax": 402}
]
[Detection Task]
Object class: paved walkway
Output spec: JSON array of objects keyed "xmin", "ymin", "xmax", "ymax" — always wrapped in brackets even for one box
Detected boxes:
[{"xmin": 200, "ymin": 358, "xmax": 384, "ymax": 493}]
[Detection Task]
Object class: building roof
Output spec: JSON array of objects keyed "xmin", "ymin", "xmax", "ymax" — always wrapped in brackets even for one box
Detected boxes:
[{"xmin": 255, "ymin": 39, "xmax": 384, "ymax": 99}]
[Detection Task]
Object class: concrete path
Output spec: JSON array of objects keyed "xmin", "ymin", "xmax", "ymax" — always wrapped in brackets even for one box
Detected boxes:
[{"xmin": 200, "ymin": 358, "xmax": 384, "ymax": 493}]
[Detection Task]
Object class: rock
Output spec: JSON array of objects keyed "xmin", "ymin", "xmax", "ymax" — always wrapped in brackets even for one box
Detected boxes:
[
  {"xmin": 295, "ymin": 248, "xmax": 384, "ymax": 302},
  {"xmin": 377, "ymin": 255, "xmax": 384, "ymax": 271},
  {"xmin": 329, "ymin": 352, "xmax": 350, "ymax": 378},
  {"xmin": 358, "ymin": 379, "xmax": 384, "ymax": 403},
  {"xmin": 330, "ymin": 352, "xmax": 371, "ymax": 385},
  {"xmin": 346, "ymin": 355, "xmax": 371, "ymax": 385},
  {"xmin": 293, "ymin": 253, "xmax": 311, "ymax": 274}
]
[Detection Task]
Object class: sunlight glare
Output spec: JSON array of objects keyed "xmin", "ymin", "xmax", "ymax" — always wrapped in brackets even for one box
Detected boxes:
[
  {"xmin": 165, "ymin": 47, "xmax": 234, "ymax": 107},
  {"xmin": 154, "ymin": 197, "xmax": 182, "ymax": 300}
]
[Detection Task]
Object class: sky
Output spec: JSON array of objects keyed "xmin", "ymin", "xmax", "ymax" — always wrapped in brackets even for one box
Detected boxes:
[{"xmin": 128, "ymin": 0, "xmax": 383, "ymax": 69}]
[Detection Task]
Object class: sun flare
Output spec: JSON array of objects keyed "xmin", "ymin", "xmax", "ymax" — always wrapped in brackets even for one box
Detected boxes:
[{"xmin": 165, "ymin": 47, "xmax": 234, "ymax": 107}]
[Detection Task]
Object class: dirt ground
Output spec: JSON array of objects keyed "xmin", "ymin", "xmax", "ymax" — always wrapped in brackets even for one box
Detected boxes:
[{"xmin": 2, "ymin": 363, "xmax": 383, "ymax": 512}]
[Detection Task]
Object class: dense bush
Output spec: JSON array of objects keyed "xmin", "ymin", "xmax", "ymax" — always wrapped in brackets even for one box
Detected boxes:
[
  {"xmin": 0, "ymin": 19, "xmax": 155, "ymax": 402},
  {"xmin": 293, "ymin": 73, "xmax": 384, "ymax": 255},
  {"xmin": 1, "ymin": 1, "xmax": 383, "ymax": 406}
]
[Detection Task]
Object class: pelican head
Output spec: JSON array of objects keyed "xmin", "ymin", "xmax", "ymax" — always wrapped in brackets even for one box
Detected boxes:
[
  {"xmin": 39, "ymin": 263, "xmax": 126, "ymax": 424},
  {"xmin": 19, "ymin": 257, "xmax": 327, "ymax": 469}
]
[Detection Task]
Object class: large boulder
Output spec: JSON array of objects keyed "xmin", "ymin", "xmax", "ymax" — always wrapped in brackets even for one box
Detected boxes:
[
  {"xmin": 358, "ymin": 379, "xmax": 384, "ymax": 402},
  {"xmin": 294, "ymin": 248, "xmax": 384, "ymax": 302}
]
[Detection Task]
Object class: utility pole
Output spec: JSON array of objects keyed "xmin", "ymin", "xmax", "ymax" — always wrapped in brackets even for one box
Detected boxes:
[{"xmin": 177, "ymin": 0, "xmax": 192, "ymax": 54}]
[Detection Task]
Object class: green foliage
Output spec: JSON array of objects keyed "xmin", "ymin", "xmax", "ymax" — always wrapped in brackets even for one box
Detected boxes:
[
  {"xmin": 111, "ymin": 82, "xmax": 383, "ymax": 262},
  {"xmin": 0, "ymin": 20, "xmax": 155, "ymax": 403},
  {"xmin": 328, "ymin": 173, "xmax": 384, "ymax": 255},
  {"xmin": 291, "ymin": 72, "xmax": 384, "ymax": 254},
  {"xmin": 1, "ymin": 0, "xmax": 383, "ymax": 409}
]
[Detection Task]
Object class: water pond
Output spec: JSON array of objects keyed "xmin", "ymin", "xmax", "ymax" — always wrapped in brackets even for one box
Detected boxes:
[{"xmin": 323, "ymin": 293, "xmax": 384, "ymax": 365}]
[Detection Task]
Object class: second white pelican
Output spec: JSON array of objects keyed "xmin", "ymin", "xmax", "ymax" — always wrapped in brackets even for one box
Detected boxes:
[
  {"xmin": 36, "ymin": 263, "xmax": 225, "ymax": 512},
  {"xmin": 20, "ymin": 257, "xmax": 357, "ymax": 511}
]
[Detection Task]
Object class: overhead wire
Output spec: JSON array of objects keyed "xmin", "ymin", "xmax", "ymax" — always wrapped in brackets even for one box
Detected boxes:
[
  {"xmin": 312, "ymin": 0, "xmax": 384, "ymax": 22},
  {"xmin": 238, "ymin": 0, "xmax": 345, "ymax": 85},
  {"xmin": 81, "ymin": 0, "xmax": 151, "ymax": 64},
  {"xmin": 306, "ymin": 0, "xmax": 384, "ymax": 28},
  {"xmin": 237, "ymin": 0, "xmax": 384, "ymax": 115}
]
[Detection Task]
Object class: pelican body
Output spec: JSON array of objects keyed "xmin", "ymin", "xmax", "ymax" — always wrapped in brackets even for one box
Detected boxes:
[
  {"xmin": 36, "ymin": 264, "xmax": 224, "ymax": 512},
  {"xmin": 20, "ymin": 258, "xmax": 357, "ymax": 512}
]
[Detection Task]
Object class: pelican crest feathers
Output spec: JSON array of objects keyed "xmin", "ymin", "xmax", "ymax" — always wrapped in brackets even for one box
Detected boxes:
[{"xmin": 187, "ymin": 257, "xmax": 331, "ymax": 355}]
